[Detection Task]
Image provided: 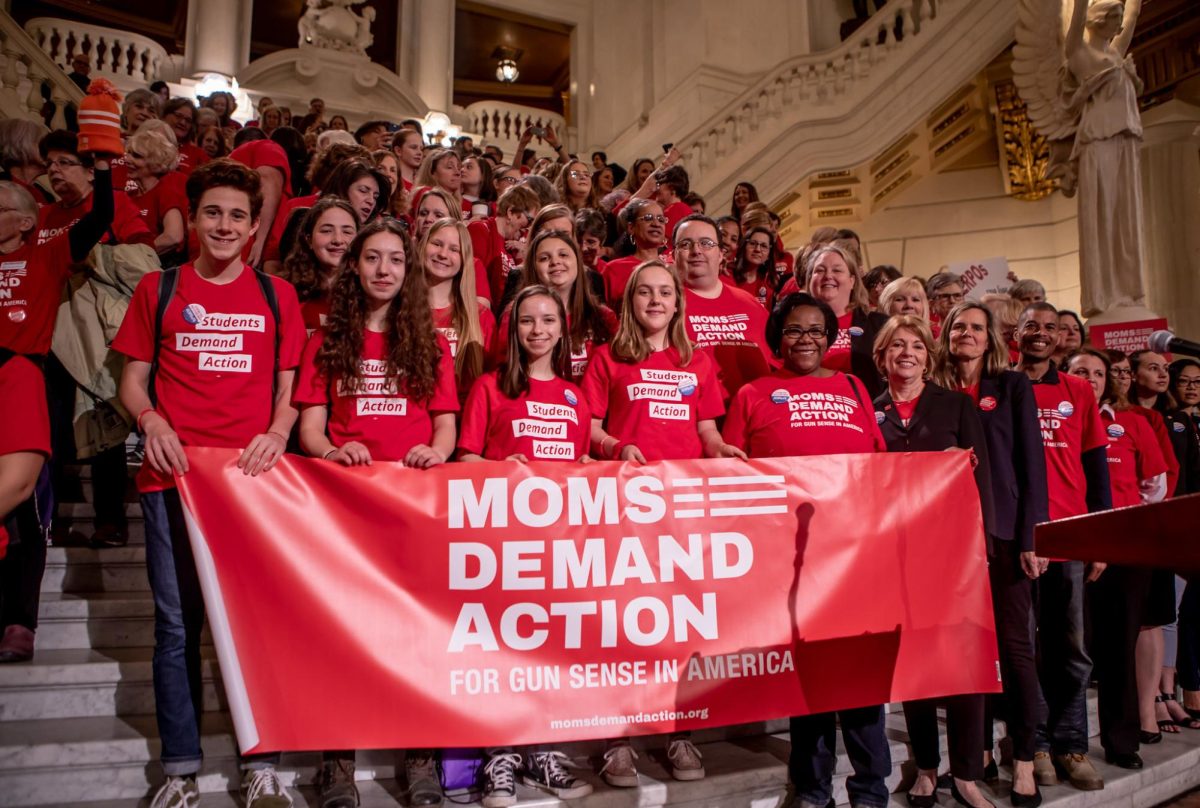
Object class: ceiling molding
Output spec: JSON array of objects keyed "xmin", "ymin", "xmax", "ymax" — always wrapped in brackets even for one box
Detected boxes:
[
  {"xmin": 454, "ymin": 78, "xmax": 558, "ymax": 99},
  {"xmin": 34, "ymin": 0, "xmax": 179, "ymax": 40},
  {"xmin": 457, "ymin": 0, "xmax": 573, "ymax": 34}
]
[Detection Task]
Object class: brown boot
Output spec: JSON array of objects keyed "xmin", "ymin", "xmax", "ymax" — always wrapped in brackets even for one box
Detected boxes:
[
  {"xmin": 1053, "ymin": 753, "xmax": 1104, "ymax": 791},
  {"xmin": 0, "ymin": 625, "xmax": 34, "ymax": 663}
]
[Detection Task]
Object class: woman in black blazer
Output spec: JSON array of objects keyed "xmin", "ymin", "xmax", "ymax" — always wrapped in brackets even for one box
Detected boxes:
[
  {"xmin": 932, "ymin": 301, "xmax": 1049, "ymax": 807},
  {"xmin": 872, "ymin": 315, "xmax": 997, "ymax": 808}
]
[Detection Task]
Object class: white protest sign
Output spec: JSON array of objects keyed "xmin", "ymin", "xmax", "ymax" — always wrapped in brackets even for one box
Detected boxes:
[{"xmin": 946, "ymin": 257, "xmax": 1011, "ymax": 300}]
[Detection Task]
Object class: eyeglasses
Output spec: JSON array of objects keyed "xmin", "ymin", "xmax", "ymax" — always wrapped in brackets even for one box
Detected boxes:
[
  {"xmin": 47, "ymin": 158, "xmax": 83, "ymax": 169},
  {"xmin": 1110, "ymin": 368, "xmax": 1132, "ymax": 378},
  {"xmin": 496, "ymin": 176, "xmax": 520, "ymax": 186},
  {"xmin": 746, "ymin": 240, "xmax": 772, "ymax": 250},
  {"xmin": 781, "ymin": 326, "xmax": 828, "ymax": 341},
  {"xmin": 636, "ymin": 214, "xmax": 668, "ymax": 225},
  {"xmin": 569, "ymin": 170, "xmax": 592, "ymax": 180},
  {"xmin": 1177, "ymin": 378, "xmax": 1200, "ymax": 388},
  {"xmin": 675, "ymin": 238, "xmax": 719, "ymax": 252},
  {"xmin": 933, "ymin": 292, "xmax": 964, "ymax": 303}
]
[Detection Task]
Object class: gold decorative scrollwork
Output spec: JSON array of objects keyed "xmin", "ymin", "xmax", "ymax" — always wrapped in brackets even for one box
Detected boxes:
[{"xmin": 994, "ymin": 79, "xmax": 1057, "ymax": 201}]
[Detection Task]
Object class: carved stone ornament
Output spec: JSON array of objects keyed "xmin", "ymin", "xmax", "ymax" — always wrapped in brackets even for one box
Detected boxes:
[
  {"xmin": 994, "ymin": 79, "xmax": 1057, "ymax": 201},
  {"xmin": 298, "ymin": 0, "xmax": 376, "ymax": 56}
]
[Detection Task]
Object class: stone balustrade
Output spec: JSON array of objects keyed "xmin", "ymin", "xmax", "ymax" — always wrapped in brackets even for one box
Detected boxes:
[
  {"xmin": 463, "ymin": 99, "xmax": 567, "ymax": 156},
  {"xmin": 0, "ymin": 11, "xmax": 82, "ymax": 130},
  {"xmin": 24, "ymin": 16, "xmax": 171, "ymax": 93}
]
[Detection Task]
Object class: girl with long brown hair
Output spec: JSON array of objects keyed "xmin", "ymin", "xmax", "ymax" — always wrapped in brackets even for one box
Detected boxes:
[
  {"xmin": 293, "ymin": 218, "xmax": 458, "ymax": 468},
  {"xmin": 420, "ymin": 217, "xmax": 494, "ymax": 399},
  {"xmin": 278, "ymin": 196, "xmax": 359, "ymax": 332}
]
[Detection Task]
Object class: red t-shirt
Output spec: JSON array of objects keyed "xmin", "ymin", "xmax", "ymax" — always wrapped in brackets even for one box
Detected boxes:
[
  {"xmin": 723, "ymin": 370, "xmax": 884, "ymax": 457},
  {"xmin": 458, "ymin": 371, "xmax": 590, "ymax": 461},
  {"xmin": 493, "ymin": 305, "xmax": 619, "ymax": 381},
  {"xmin": 1031, "ymin": 369, "xmax": 1109, "ymax": 520},
  {"xmin": 684, "ymin": 285, "xmax": 773, "ymax": 400},
  {"xmin": 601, "ymin": 255, "xmax": 656, "ymax": 310},
  {"xmin": 0, "ymin": 355, "xmax": 51, "ymax": 559},
  {"xmin": 0, "ymin": 236, "xmax": 73, "ymax": 354},
  {"xmin": 1102, "ymin": 407, "xmax": 1168, "ymax": 509},
  {"xmin": 36, "ymin": 192, "xmax": 154, "ymax": 248},
  {"xmin": 662, "ymin": 201, "xmax": 691, "ymax": 250},
  {"xmin": 131, "ymin": 172, "xmax": 189, "ymax": 233},
  {"xmin": 468, "ymin": 217, "xmax": 517, "ymax": 307},
  {"xmin": 300, "ymin": 297, "xmax": 330, "ymax": 334},
  {"xmin": 109, "ymin": 157, "xmax": 137, "ymax": 195},
  {"xmin": 822, "ymin": 312, "xmax": 855, "ymax": 373},
  {"xmin": 893, "ymin": 396, "xmax": 919, "ymax": 426},
  {"xmin": 1131, "ymin": 404, "xmax": 1181, "ymax": 496},
  {"xmin": 432, "ymin": 302, "xmax": 496, "ymax": 361},
  {"xmin": 229, "ymin": 140, "xmax": 292, "ymax": 201},
  {"xmin": 778, "ymin": 275, "xmax": 800, "ymax": 297},
  {"xmin": 177, "ymin": 142, "xmax": 210, "ymax": 175},
  {"xmin": 293, "ymin": 329, "xmax": 459, "ymax": 462},
  {"xmin": 581, "ymin": 345, "xmax": 724, "ymax": 461},
  {"xmin": 735, "ymin": 268, "xmax": 775, "ymax": 310},
  {"xmin": 112, "ymin": 264, "xmax": 307, "ymax": 492},
  {"xmin": 264, "ymin": 192, "xmax": 318, "ymax": 263}
]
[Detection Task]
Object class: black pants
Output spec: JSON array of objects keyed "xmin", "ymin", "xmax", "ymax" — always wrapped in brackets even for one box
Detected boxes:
[
  {"xmin": 984, "ymin": 540, "xmax": 1042, "ymax": 761},
  {"xmin": 1089, "ymin": 565, "xmax": 1150, "ymax": 756},
  {"xmin": 904, "ymin": 694, "xmax": 985, "ymax": 779},
  {"xmin": 1180, "ymin": 581, "xmax": 1200, "ymax": 691},
  {"xmin": 0, "ymin": 529, "xmax": 47, "ymax": 630},
  {"xmin": 789, "ymin": 706, "xmax": 891, "ymax": 808}
]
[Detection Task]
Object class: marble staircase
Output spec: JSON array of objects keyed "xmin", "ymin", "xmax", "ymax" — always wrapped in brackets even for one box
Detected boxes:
[{"xmin": 4, "ymin": 470, "xmax": 1200, "ymax": 807}]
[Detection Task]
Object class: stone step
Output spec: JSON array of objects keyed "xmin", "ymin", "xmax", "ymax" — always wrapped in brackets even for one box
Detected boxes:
[
  {"xmin": 16, "ymin": 731, "xmax": 1200, "ymax": 808},
  {"xmin": 0, "ymin": 646, "xmax": 225, "ymax": 722},
  {"xmin": 58, "ymin": 501, "xmax": 143, "ymax": 521},
  {"xmin": 40, "ymin": 546, "xmax": 150, "ymax": 594},
  {"xmin": 33, "ymin": 590, "xmax": 201, "ymax": 651}
]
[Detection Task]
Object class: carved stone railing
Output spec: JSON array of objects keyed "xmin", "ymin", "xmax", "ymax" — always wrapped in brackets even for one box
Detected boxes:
[
  {"xmin": 24, "ymin": 17, "xmax": 171, "ymax": 93},
  {"xmin": 462, "ymin": 100, "xmax": 567, "ymax": 158},
  {"xmin": 653, "ymin": 0, "xmax": 1015, "ymax": 213},
  {"xmin": 0, "ymin": 11, "xmax": 82, "ymax": 129}
]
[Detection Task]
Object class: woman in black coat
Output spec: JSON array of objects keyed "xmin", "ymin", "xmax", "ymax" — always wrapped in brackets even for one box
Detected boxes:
[
  {"xmin": 872, "ymin": 315, "xmax": 996, "ymax": 808},
  {"xmin": 932, "ymin": 301, "xmax": 1049, "ymax": 807}
]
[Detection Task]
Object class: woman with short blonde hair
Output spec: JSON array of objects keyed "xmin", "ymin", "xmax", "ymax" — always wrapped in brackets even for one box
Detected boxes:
[{"xmin": 879, "ymin": 277, "xmax": 929, "ymax": 321}]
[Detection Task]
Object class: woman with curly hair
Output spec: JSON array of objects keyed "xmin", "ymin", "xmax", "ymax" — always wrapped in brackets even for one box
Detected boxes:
[
  {"xmin": 278, "ymin": 196, "xmax": 359, "ymax": 331},
  {"xmin": 554, "ymin": 158, "xmax": 599, "ymax": 214},
  {"xmin": 294, "ymin": 217, "xmax": 458, "ymax": 468}
]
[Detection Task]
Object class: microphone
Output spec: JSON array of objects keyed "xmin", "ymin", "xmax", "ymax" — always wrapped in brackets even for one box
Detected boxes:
[{"xmin": 1148, "ymin": 330, "xmax": 1200, "ymax": 358}]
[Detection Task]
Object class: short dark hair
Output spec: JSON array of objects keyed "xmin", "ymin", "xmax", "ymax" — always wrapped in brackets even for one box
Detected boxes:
[
  {"xmin": 671, "ymin": 212, "xmax": 718, "ymax": 245},
  {"xmin": 715, "ymin": 215, "xmax": 740, "ymax": 232},
  {"xmin": 1058, "ymin": 309, "xmax": 1087, "ymax": 344},
  {"xmin": 354, "ymin": 120, "xmax": 389, "ymax": 143},
  {"xmin": 864, "ymin": 264, "xmax": 902, "ymax": 289},
  {"xmin": 767, "ymin": 293, "xmax": 838, "ymax": 357},
  {"xmin": 683, "ymin": 191, "xmax": 706, "ymax": 212},
  {"xmin": 574, "ymin": 208, "xmax": 606, "ymax": 243},
  {"xmin": 1018, "ymin": 301, "xmax": 1059, "ymax": 326},
  {"xmin": 324, "ymin": 158, "xmax": 392, "ymax": 221},
  {"xmin": 401, "ymin": 118, "xmax": 424, "ymax": 135},
  {"xmin": 186, "ymin": 158, "xmax": 264, "ymax": 221},
  {"xmin": 233, "ymin": 127, "xmax": 267, "ymax": 148},
  {"xmin": 655, "ymin": 165, "xmax": 689, "ymax": 198},
  {"xmin": 150, "ymin": 80, "xmax": 169, "ymax": 94},
  {"xmin": 591, "ymin": 151, "xmax": 608, "ymax": 162},
  {"xmin": 38, "ymin": 129, "xmax": 84, "ymax": 163}
]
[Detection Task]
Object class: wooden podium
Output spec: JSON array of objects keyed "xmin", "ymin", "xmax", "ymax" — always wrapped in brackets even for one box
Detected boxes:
[{"xmin": 1035, "ymin": 493, "xmax": 1200, "ymax": 571}]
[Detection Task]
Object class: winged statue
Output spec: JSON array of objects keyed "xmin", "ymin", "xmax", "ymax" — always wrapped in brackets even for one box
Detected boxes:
[{"xmin": 1012, "ymin": 0, "xmax": 1146, "ymax": 317}]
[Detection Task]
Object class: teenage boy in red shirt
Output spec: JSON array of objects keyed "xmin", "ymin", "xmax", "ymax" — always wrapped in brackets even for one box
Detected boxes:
[
  {"xmin": 1017, "ymin": 302, "xmax": 1111, "ymax": 792},
  {"xmin": 115, "ymin": 159, "xmax": 307, "ymax": 808},
  {"xmin": 673, "ymin": 214, "xmax": 773, "ymax": 400}
]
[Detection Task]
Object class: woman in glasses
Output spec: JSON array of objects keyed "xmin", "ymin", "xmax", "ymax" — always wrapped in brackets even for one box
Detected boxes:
[
  {"xmin": 602, "ymin": 198, "xmax": 667, "ymax": 309},
  {"xmin": 553, "ymin": 158, "xmax": 599, "ymax": 214},
  {"xmin": 722, "ymin": 292, "xmax": 889, "ymax": 808},
  {"xmin": 732, "ymin": 225, "xmax": 780, "ymax": 310},
  {"xmin": 925, "ymin": 271, "xmax": 965, "ymax": 336}
]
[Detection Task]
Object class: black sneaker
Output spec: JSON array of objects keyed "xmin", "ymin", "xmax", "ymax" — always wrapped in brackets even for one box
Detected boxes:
[
  {"xmin": 91, "ymin": 524, "xmax": 128, "ymax": 548},
  {"xmin": 521, "ymin": 751, "xmax": 593, "ymax": 799},
  {"xmin": 482, "ymin": 752, "xmax": 520, "ymax": 808},
  {"xmin": 404, "ymin": 749, "xmax": 443, "ymax": 807},
  {"xmin": 316, "ymin": 759, "xmax": 360, "ymax": 808}
]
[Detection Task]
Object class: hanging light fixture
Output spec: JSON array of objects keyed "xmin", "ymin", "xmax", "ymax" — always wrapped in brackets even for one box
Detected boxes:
[
  {"xmin": 492, "ymin": 46, "xmax": 523, "ymax": 84},
  {"xmin": 496, "ymin": 59, "xmax": 519, "ymax": 83}
]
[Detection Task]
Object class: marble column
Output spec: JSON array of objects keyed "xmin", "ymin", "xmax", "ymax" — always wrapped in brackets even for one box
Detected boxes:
[
  {"xmin": 184, "ymin": 0, "xmax": 252, "ymax": 77},
  {"xmin": 412, "ymin": 0, "xmax": 454, "ymax": 114},
  {"xmin": 1139, "ymin": 99, "xmax": 1200, "ymax": 339}
]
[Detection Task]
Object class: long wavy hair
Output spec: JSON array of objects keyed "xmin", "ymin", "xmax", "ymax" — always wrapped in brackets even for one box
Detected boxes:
[
  {"xmin": 419, "ymin": 217, "xmax": 484, "ymax": 382},
  {"xmin": 931, "ymin": 301, "xmax": 1012, "ymax": 389},
  {"xmin": 316, "ymin": 219, "xmax": 440, "ymax": 401},
  {"xmin": 610, "ymin": 260, "xmax": 693, "ymax": 366},
  {"xmin": 554, "ymin": 159, "xmax": 600, "ymax": 213},
  {"xmin": 415, "ymin": 148, "xmax": 463, "ymax": 209},
  {"xmin": 519, "ymin": 229, "xmax": 614, "ymax": 355},
  {"xmin": 733, "ymin": 225, "xmax": 779, "ymax": 286},
  {"xmin": 499, "ymin": 285, "xmax": 572, "ymax": 399},
  {"xmin": 279, "ymin": 196, "xmax": 359, "ymax": 302}
]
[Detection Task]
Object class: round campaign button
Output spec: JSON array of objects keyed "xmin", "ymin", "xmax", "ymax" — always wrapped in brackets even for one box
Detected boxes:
[
  {"xmin": 1106, "ymin": 423, "xmax": 1125, "ymax": 438},
  {"xmin": 979, "ymin": 396, "xmax": 998, "ymax": 412},
  {"xmin": 848, "ymin": 326, "xmax": 864, "ymax": 337},
  {"xmin": 678, "ymin": 382, "xmax": 696, "ymax": 397},
  {"xmin": 1058, "ymin": 401, "xmax": 1075, "ymax": 418},
  {"xmin": 1173, "ymin": 421, "xmax": 1186, "ymax": 433},
  {"xmin": 563, "ymin": 389, "xmax": 578, "ymax": 406},
  {"xmin": 182, "ymin": 303, "xmax": 207, "ymax": 325},
  {"xmin": 7, "ymin": 309, "xmax": 26, "ymax": 323},
  {"xmin": 875, "ymin": 410, "xmax": 886, "ymax": 424},
  {"xmin": 771, "ymin": 389, "xmax": 790, "ymax": 405}
]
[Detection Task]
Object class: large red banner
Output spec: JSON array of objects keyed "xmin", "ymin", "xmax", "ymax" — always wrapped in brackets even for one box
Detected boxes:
[{"xmin": 176, "ymin": 447, "xmax": 999, "ymax": 754}]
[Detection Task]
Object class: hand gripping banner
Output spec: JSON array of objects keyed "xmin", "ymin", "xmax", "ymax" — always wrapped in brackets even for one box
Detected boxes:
[{"xmin": 176, "ymin": 447, "xmax": 999, "ymax": 754}]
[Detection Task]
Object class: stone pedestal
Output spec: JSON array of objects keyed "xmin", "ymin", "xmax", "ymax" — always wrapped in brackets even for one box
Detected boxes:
[
  {"xmin": 412, "ymin": 0, "xmax": 454, "ymax": 116},
  {"xmin": 184, "ymin": 0, "xmax": 252, "ymax": 78}
]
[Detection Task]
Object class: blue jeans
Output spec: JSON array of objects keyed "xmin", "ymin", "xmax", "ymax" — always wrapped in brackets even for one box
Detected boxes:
[
  {"xmin": 1035, "ymin": 560, "xmax": 1091, "ymax": 754},
  {"xmin": 144, "ymin": 489, "xmax": 280, "ymax": 776},
  {"xmin": 789, "ymin": 706, "xmax": 891, "ymax": 808}
]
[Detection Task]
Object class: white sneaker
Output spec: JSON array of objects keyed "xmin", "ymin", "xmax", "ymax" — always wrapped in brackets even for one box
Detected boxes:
[
  {"xmin": 150, "ymin": 776, "xmax": 200, "ymax": 808},
  {"xmin": 667, "ymin": 738, "xmax": 705, "ymax": 781},
  {"xmin": 482, "ymin": 752, "xmax": 521, "ymax": 807},
  {"xmin": 241, "ymin": 766, "xmax": 294, "ymax": 808},
  {"xmin": 600, "ymin": 743, "xmax": 640, "ymax": 787},
  {"xmin": 522, "ymin": 751, "xmax": 593, "ymax": 799}
]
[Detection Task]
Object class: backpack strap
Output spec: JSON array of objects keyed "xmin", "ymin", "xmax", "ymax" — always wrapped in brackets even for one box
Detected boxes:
[
  {"xmin": 148, "ymin": 267, "xmax": 181, "ymax": 407},
  {"xmin": 844, "ymin": 372, "xmax": 867, "ymax": 411},
  {"xmin": 252, "ymin": 269, "xmax": 281, "ymax": 376}
]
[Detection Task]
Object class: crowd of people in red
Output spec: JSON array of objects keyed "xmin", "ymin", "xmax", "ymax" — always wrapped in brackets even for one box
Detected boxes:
[{"xmin": 1, "ymin": 84, "xmax": 1199, "ymax": 808}]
